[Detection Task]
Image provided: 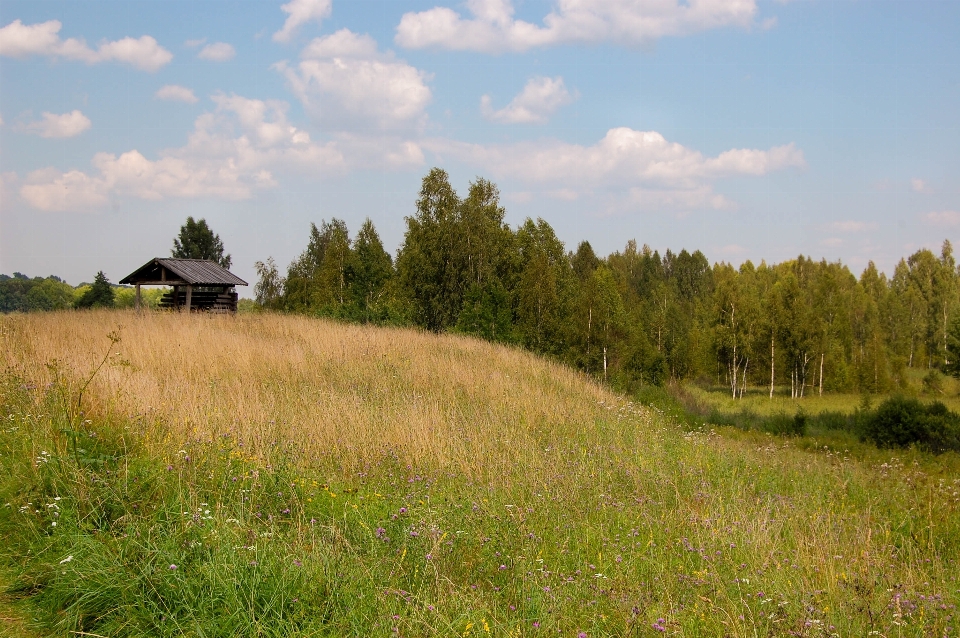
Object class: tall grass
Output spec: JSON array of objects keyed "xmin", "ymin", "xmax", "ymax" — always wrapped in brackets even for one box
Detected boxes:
[
  {"xmin": 1, "ymin": 310, "xmax": 611, "ymax": 480},
  {"xmin": 1, "ymin": 310, "xmax": 959, "ymax": 636}
]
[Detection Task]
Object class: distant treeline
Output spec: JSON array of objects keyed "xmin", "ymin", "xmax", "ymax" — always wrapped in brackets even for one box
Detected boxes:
[
  {"xmin": 0, "ymin": 272, "xmax": 162, "ymax": 312},
  {"xmin": 254, "ymin": 168, "xmax": 960, "ymax": 395}
]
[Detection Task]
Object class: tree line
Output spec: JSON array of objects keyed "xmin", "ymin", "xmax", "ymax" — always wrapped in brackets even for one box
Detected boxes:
[{"xmin": 254, "ymin": 168, "xmax": 960, "ymax": 396}]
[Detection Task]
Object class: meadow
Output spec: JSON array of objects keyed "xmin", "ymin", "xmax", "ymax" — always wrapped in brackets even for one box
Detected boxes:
[{"xmin": 1, "ymin": 310, "xmax": 958, "ymax": 637}]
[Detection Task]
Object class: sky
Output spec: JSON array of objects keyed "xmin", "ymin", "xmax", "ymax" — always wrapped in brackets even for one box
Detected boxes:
[{"xmin": 1, "ymin": 0, "xmax": 959, "ymax": 289}]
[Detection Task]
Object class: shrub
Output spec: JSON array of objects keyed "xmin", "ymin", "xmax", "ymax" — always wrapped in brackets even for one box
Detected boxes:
[
  {"xmin": 922, "ymin": 370, "xmax": 945, "ymax": 395},
  {"xmin": 861, "ymin": 396, "xmax": 960, "ymax": 453}
]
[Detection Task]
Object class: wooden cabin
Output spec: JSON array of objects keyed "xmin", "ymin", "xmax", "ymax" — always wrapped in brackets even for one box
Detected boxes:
[{"xmin": 120, "ymin": 258, "xmax": 248, "ymax": 313}]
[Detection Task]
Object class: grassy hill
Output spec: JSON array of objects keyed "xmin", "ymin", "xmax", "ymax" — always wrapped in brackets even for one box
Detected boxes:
[{"xmin": 1, "ymin": 311, "xmax": 958, "ymax": 636}]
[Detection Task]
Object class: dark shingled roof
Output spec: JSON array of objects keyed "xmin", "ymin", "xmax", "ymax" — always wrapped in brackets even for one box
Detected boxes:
[{"xmin": 120, "ymin": 258, "xmax": 248, "ymax": 286}]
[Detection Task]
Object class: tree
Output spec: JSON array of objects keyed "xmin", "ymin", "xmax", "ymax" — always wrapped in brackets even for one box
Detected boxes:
[
  {"xmin": 347, "ymin": 219, "xmax": 394, "ymax": 323},
  {"xmin": 943, "ymin": 315, "xmax": 960, "ymax": 380},
  {"xmin": 514, "ymin": 218, "xmax": 568, "ymax": 354},
  {"xmin": 282, "ymin": 219, "xmax": 349, "ymax": 313},
  {"xmin": 395, "ymin": 168, "xmax": 464, "ymax": 332},
  {"xmin": 172, "ymin": 217, "xmax": 231, "ymax": 268},
  {"xmin": 75, "ymin": 271, "xmax": 115, "ymax": 309},
  {"xmin": 254, "ymin": 257, "xmax": 284, "ymax": 309}
]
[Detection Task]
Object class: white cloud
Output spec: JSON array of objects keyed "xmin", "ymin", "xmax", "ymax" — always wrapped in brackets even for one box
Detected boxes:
[
  {"xmin": 719, "ymin": 244, "xmax": 747, "ymax": 256},
  {"xmin": 21, "ymin": 168, "xmax": 110, "ymax": 212},
  {"xmin": 184, "ymin": 38, "xmax": 206, "ymax": 48},
  {"xmin": 20, "ymin": 110, "xmax": 92, "ymax": 138},
  {"xmin": 911, "ymin": 178, "xmax": 929, "ymax": 193},
  {"xmin": 396, "ymin": 0, "xmax": 761, "ymax": 53},
  {"xmin": 198, "ymin": 42, "xmax": 235, "ymax": 61},
  {"xmin": 481, "ymin": 76, "xmax": 575, "ymax": 124},
  {"xmin": 273, "ymin": 0, "xmax": 332, "ymax": 43},
  {"xmin": 0, "ymin": 19, "xmax": 172, "ymax": 71},
  {"xmin": 156, "ymin": 85, "xmax": 199, "ymax": 104},
  {"xmin": 924, "ymin": 211, "xmax": 960, "ymax": 226},
  {"xmin": 429, "ymin": 128, "xmax": 803, "ymax": 187},
  {"xmin": 820, "ymin": 237, "xmax": 843, "ymax": 248},
  {"xmin": 425, "ymin": 127, "xmax": 803, "ymax": 211},
  {"xmin": 16, "ymin": 93, "xmax": 425, "ymax": 213},
  {"xmin": 824, "ymin": 220, "xmax": 876, "ymax": 233},
  {"xmin": 276, "ymin": 29, "xmax": 432, "ymax": 131}
]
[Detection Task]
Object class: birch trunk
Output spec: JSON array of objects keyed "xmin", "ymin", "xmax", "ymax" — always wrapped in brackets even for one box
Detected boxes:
[
  {"xmin": 741, "ymin": 358, "xmax": 749, "ymax": 399},
  {"xmin": 770, "ymin": 336, "xmax": 775, "ymax": 399},
  {"xmin": 819, "ymin": 352, "xmax": 824, "ymax": 396}
]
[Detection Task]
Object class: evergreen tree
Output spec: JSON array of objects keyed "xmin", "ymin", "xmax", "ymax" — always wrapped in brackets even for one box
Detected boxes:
[
  {"xmin": 75, "ymin": 271, "xmax": 115, "ymax": 309},
  {"xmin": 347, "ymin": 219, "xmax": 394, "ymax": 323},
  {"xmin": 172, "ymin": 217, "xmax": 231, "ymax": 268}
]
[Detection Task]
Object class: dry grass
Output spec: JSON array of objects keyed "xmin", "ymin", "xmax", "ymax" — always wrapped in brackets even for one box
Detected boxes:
[
  {"xmin": 1, "ymin": 310, "xmax": 621, "ymax": 477},
  {"xmin": 2, "ymin": 310, "xmax": 959, "ymax": 635}
]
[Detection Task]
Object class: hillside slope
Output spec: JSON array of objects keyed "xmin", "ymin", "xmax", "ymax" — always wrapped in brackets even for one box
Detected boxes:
[{"xmin": 1, "ymin": 310, "xmax": 958, "ymax": 637}]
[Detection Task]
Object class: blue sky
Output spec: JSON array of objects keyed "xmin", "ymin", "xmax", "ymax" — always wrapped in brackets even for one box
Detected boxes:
[{"xmin": 1, "ymin": 0, "xmax": 958, "ymax": 287}]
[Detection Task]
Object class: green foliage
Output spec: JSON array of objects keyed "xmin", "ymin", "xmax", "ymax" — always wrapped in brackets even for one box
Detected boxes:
[
  {"xmin": 0, "ymin": 273, "xmax": 77, "ymax": 313},
  {"xmin": 247, "ymin": 168, "xmax": 960, "ymax": 394},
  {"xmin": 75, "ymin": 272, "xmax": 115, "ymax": 309},
  {"xmin": 455, "ymin": 281, "xmax": 513, "ymax": 342},
  {"xmin": 172, "ymin": 217, "xmax": 231, "ymax": 268},
  {"xmin": 923, "ymin": 369, "xmax": 945, "ymax": 395},
  {"xmin": 253, "ymin": 257, "xmax": 284, "ymax": 309},
  {"xmin": 861, "ymin": 395, "xmax": 960, "ymax": 453}
]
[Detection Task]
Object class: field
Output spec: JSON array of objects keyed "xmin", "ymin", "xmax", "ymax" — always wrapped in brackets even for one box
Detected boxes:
[{"xmin": 1, "ymin": 310, "xmax": 959, "ymax": 637}]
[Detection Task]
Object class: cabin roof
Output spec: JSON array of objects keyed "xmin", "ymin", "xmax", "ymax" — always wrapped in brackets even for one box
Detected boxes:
[{"xmin": 119, "ymin": 258, "xmax": 248, "ymax": 287}]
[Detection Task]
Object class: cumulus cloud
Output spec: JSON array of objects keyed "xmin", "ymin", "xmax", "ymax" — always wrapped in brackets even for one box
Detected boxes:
[
  {"xmin": 198, "ymin": 42, "xmax": 235, "ymax": 61},
  {"xmin": 274, "ymin": 0, "xmax": 332, "ymax": 43},
  {"xmin": 924, "ymin": 211, "xmax": 960, "ymax": 226},
  {"xmin": 396, "ymin": 0, "xmax": 761, "ymax": 53},
  {"xmin": 275, "ymin": 29, "xmax": 432, "ymax": 131},
  {"xmin": 481, "ymin": 76, "xmax": 575, "ymax": 124},
  {"xmin": 17, "ymin": 94, "xmax": 425, "ymax": 213},
  {"xmin": 429, "ymin": 128, "xmax": 803, "ymax": 187},
  {"xmin": 425, "ymin": 127, "xmax": 803, "ymax": 211},
  {"xmin": 156, "ymin": 85, "xmax": 199, "ymax": 103},
  {"xmin": 0, "ymin": 19, "xmax": 172, "ymax": 71},
  {"xmin": 19, "ymin": 110, "xmax": 92, "ymax": 138},
  {"xmin": 911, "ymin": 178, "xmax": 929, "ymax": 193}
]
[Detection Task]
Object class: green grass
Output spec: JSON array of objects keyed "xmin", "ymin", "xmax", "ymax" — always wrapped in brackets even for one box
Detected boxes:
[{"xmin": 2, "ymin": 371, "xmax": 960, "ymax": 635}]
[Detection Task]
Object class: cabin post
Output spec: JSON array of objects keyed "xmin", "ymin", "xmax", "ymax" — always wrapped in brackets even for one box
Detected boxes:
[
  {"xmin": 135, "ymin": 284, "xmax": 142, "ymax": 312},
  {"xmin": 173, "ymin": 285, "xmax": 180, "ymax": 312},
  {"xmin": 185, "ymin": 285, "xmax": 193, "ymax": 313}
]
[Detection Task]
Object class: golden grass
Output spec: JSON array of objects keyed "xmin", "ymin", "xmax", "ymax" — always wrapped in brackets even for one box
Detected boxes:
[{"xmin": 1, "ymin": 310, "xmax": 625, "ymax": 477}]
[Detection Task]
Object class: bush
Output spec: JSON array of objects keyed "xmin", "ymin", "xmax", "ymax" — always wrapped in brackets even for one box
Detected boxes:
[
  {"xmin": 922, "ymin": 370, "xmax": 945, "ymax": 395},
  {"xmin": 861, "ymin": 396, "xmax": 960, "ymax": 453}
]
